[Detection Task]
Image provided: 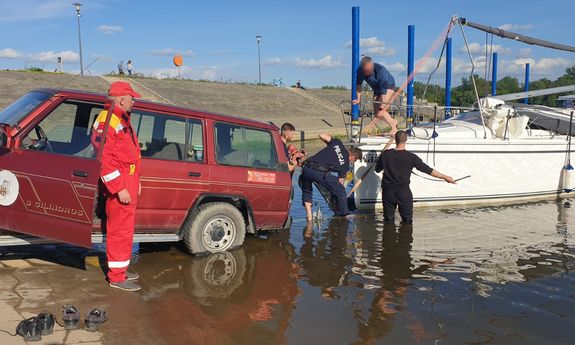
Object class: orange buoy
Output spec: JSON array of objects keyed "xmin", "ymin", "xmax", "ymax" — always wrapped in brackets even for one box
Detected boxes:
[{"xmin": 173, "ymin": 55, "xmax": 183, "ymax": 67}]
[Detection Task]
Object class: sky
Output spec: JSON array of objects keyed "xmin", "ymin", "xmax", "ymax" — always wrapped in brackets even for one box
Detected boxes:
[{"xmin": 0, "ymin": 0, "xmax": 574, "ymax": 88}]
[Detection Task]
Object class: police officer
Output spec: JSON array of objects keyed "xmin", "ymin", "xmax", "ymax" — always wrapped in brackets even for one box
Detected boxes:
[
  {"xmin": 92, "ymin": 81, "xmax": 142, "ymax": 292},
  {"xmin": 300, "ymin": 133, "xmax": 362, "ymax": 220},
  {"xmin": 352, "ymin": 56, "xmax": 398, "ymax": 134},
  {"xmin": 375, "ymin": 130, "xmax": 455, "ymax": 225}
]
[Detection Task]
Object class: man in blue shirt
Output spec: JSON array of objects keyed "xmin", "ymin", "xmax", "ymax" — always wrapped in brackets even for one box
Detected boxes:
[
  {"xmin": 300, "ymin": 133, "xmax": 362, "ymax": 220},
  {"xmin": 353, "ymin": 56, "xmax": 398, "ymax": 135}
]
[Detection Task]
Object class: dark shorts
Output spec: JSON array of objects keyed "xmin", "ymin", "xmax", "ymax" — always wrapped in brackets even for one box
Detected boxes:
[{"xmin": 374, "ymin": 84, "xmax": 396, "ymax": 97}]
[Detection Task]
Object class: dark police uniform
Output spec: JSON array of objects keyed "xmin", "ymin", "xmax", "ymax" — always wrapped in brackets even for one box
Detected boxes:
[
  {"xmin": 300, "ymin": 139, "xmax": 350, "ymax": 216},
  {"xmin": 375, "ymin": 149, "xmax": 433, "ymax": 224},
  {"xmin": 356, "ymin": 63, "xmax": 396, "ymax": 96}
]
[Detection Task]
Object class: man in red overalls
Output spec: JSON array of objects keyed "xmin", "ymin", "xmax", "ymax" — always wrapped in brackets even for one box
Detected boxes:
[{"xmin": 92, "ymin": 81, "xmax": 142, "ymax": 292}]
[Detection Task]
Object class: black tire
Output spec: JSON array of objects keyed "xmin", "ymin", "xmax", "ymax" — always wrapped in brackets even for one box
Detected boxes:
[{"xmin": 183, "ymin": 202, "xmax": 246, "ymax": 255}]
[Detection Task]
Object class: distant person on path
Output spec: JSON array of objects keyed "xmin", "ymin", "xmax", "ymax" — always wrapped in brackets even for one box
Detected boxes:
[
  {"xmin": 300, "ymin": 133, "xmax": 362, "ymax": 220},
  {"xmin": 296, "ymin": 80, "xmax": 306, "ymax": 90},
  {"xmin": 91, "ymin": 81, "xmax": 142, "ymax": 292},
  {"xmin": 353, "ymin": 56, "xmax": 398, "ymax": 135},
  {"xmin": 375, "ymin": 131, "xmax": 455, "ymax": 225},
  {"xmin": 118, "ymin": 61, "xmax": 124, "ymax": 75},
  {"xmin": 126, "ymin": 60, "xmax": 133, "ymax": 76}
]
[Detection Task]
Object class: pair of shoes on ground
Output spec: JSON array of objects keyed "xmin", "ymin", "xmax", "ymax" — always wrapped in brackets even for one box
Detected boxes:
[
  {"xmin": 109, "ymin": 271, "xmax": 141, "ymax": 292},
  {"xmin": 15, "ymin": 311, "xmax": 54, "ymax": 342},
  {"xmin": 62, "ymin": 305, "xmax": 107, "ymax": 332}
]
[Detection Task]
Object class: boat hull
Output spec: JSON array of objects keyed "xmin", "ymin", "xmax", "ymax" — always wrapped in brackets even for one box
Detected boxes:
[{"xmin": 353, "ymin": 136, "xmax": 574, "ymax": 209}]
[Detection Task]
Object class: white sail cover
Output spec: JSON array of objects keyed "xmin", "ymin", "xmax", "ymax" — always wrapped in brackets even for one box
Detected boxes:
[{"xmin": 481, "ymin": 98, "xmax": 529, "ymax": 138}]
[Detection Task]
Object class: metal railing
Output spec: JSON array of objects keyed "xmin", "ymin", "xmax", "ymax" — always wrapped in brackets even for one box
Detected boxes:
[{"xmin": 340, "ymin": 99, "xmax": 476, "ymax": 143}]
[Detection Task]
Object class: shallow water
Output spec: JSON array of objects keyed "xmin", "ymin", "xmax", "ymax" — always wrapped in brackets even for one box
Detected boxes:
[
  {"xmin": 1, "ymin": 175, "xmax": 574, "ymax": 344},
  {"xmin": 125, "ymin": 180, "xmax": 575, "ymax": 344}
]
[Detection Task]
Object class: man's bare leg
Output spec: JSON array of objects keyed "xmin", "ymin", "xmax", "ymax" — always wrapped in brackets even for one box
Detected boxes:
[
  {"xmin": 375, "ymin": 91, "xmax": 398, "ymax": 135},
  {"xmin": 304, "ymin": 201, "xmax": 313, "ymax": 221}
]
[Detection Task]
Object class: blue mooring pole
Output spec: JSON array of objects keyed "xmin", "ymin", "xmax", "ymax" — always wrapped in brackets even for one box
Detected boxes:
[
  {"xmin": 407, "ymin": 25, "xmax": 415, "ymax": 121},
  {"xmin": 523, "ymin": 63, "xmax": 530, "ymax": 104},
  {"xmin": 491, "ymin": 52, "xmax": 498, "ymax": 96},
  {"xmin": 444, "ymin": 37, "xmax": 452, "ymax": 119},
  {"xmin": 350, "ymin": 6, "xmax": 360, "ymax": 121}
]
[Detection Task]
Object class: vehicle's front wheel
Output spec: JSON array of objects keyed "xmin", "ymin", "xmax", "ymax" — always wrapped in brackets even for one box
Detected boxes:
[{"xmin": 183, "ymin": 202, "xmax": 246, "ymax": 255}]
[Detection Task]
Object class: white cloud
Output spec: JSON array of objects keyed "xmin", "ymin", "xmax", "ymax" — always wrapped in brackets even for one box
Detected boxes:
[
  {"xmin": 517, "ymin": 48, "xmax": 532, "ymax": 58},
  {"xmin": 294, "ymin": 55, "xmax": 343, "ymax": 69},
  {"xmin": 0, "ymin": 1, "xmax": 69, "ymax": 21},
  {"xmin": 145, "ymin": 65, "xmax": 218, "ymax": 80},
  {"xmin": 386, "ymin": 62, "xmax": 406, "ymax": 72},
  {"xmin": 150, "ymin": 48, "xmax": 195, "ymax": 57},
  {"xmin": 506, "ymin": 57, "xmax": 571, "ymax": 75},
  {"xmin": 498, "ymin": 23, "xmax": 534, "ymax": 31},
  {"xmin": 344, "ymin": 36, "xmax": 396, "ymax": 57},
  {"xmin": 0, "ymin": 48, "xmax": 79, "ymax": 63},
  {"xmin": 97, "ymin": 25, "xmax": 123, "ymax": 35},
  {"xmin": 0, "ymin": 48, "xmax": 22, "ymax": 59},
  {"xmin": 30, "ymin": 51, "xmax": 79, "ymax": 63},
  {"xmin": 263, "ymin": 57, "xmax": 284, "ymax": 66},
  {"xmin": 462, "ymin": 43, "xmax": 511, "ymax": 55}
]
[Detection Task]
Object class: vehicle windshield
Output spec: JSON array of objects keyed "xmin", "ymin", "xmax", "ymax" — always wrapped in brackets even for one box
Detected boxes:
[{"xmin": 0, "ymin": 91, "xmax": 53, "ymax": 126}]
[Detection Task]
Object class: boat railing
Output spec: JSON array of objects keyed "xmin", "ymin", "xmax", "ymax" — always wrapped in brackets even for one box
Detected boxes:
[{"xmin": 340, "ymin": 99, "xmax": 476, "ymax": 143}]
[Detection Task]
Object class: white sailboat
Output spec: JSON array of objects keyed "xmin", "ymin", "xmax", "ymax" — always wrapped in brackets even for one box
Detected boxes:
[{"xmin": 351, "ymin": 18, "xmax": 575, "ymax": 210}]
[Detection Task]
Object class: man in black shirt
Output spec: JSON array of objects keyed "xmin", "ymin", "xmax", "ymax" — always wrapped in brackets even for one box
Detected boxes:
[
  {"xmin": 300, "ymin": 133, "xmax": 362, "ymax": 220},
  {"xmin": 375, "ymin": 131, "xmax": 455, "ymax": 224},
  {"xmin": 353, "ymin": 56, "xmax": 398, "ymax": 134}
]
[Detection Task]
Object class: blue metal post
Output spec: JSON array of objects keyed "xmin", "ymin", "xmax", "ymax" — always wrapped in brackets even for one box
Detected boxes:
[
  {"xmin": 444, "ymin": 37, "xmax": 452, "ymax": 119},
  {"xmin": 491, "ymin": 52, "xmax": 498, "ymax": 96},
  {"xmin": 523, "ymin": 63, "xmax": 530, "ymax": 104},
  {"xmin": 407, "ymin": 25, "xmax": 415, "ymax": 121},
  {"xmin": 350, "ymin": 6, "xmax": 360, "ymax": 121}
]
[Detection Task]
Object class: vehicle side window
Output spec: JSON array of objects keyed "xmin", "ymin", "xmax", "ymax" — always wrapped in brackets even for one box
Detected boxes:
[
  {"xmin": 20, "ymin": 100, "xmax": 104, "ymax": 159},
  {"xmin": 215, "ymin": 122, "xmax": 277, "ymax": 169},
  {"xmin": 131, "ymin": 110, "xmax": 204, "ymax": 162}
]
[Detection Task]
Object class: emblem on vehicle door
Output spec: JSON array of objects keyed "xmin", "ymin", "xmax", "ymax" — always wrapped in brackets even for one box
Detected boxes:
[{"xmin": 0, "ymin": 170, "xmax": 19, "ymax": 206}]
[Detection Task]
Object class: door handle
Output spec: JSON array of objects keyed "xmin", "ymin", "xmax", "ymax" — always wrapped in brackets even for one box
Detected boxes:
[
  {"xmin": 188, "ymin": 172, "xmax": 202, "ymax": 177},
  {"xmin": 72, "ymin": 170, "xmax": 89, "ymax": 178}
]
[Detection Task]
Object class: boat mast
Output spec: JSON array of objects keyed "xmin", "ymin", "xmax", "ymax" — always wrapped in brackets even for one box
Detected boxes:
[{"xmin": 459, "ymin": 18, "xmax": 575, "ymax": 53}]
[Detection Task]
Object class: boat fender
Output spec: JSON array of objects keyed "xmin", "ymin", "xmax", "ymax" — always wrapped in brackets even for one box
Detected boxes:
[{"xmin": 562, "ymin": 164, "xmax": 575, "ymax": 193}]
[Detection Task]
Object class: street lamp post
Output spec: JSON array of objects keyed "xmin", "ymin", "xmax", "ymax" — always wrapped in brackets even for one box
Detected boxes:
[
  {"xmin": 73, "ymin": 3, "xmax": 84, "ymax": 76},
  {"xmin": 256, "ymin": 35, "xmax": 262, "ymax": 85}
]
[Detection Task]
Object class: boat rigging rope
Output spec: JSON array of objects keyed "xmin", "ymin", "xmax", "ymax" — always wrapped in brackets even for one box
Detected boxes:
[
  {"xmin": 458, "ymin": 21, "xmax": 488, "ymax": 139},
  {"xmin": 362, "ymin": 18, "xmax": 457, "ymax": 134}
]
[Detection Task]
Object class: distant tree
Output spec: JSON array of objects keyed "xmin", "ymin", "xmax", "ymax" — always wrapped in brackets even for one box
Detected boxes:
[{"xmin": 496, "ymin": 76, "xmax": 521, "ymax": 95}]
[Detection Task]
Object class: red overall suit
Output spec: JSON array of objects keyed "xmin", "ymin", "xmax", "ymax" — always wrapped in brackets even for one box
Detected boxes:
[{"xmin": 92, "ymin": 105, "xmax": 141, "ymax": 283}]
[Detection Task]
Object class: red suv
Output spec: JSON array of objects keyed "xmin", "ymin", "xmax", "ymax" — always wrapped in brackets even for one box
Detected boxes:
[{"xmin": 0, "ymin": 89, "xmax": 292, "ymax": 254}]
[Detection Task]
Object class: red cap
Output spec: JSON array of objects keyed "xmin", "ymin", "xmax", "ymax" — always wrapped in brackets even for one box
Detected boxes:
[{"xmin": 108, "ymin": 81, "xmax": 141, "ymax": 98}]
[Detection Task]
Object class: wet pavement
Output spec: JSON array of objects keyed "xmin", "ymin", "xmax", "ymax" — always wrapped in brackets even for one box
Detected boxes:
[{"xmin": 1, "ymin": 184, "xmax": 575, "ymax": 344}]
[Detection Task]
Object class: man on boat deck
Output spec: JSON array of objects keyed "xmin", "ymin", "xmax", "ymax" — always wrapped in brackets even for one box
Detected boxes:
[
  {"xmin": 300, "ymin": 133, "xmax": 362, "ymax": 220},
  {"xmin": 375, "ymin": 131, "xmax": 455, "ymax": 225},
  {"xmin": 353, "ymin": 56, "xmax": 398, "ymax": 135}
]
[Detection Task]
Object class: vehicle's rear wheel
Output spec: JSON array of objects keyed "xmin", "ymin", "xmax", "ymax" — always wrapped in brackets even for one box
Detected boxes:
[{"xmin": 183, "ymin": 202, "xmax": 246, "ymax": 255}]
